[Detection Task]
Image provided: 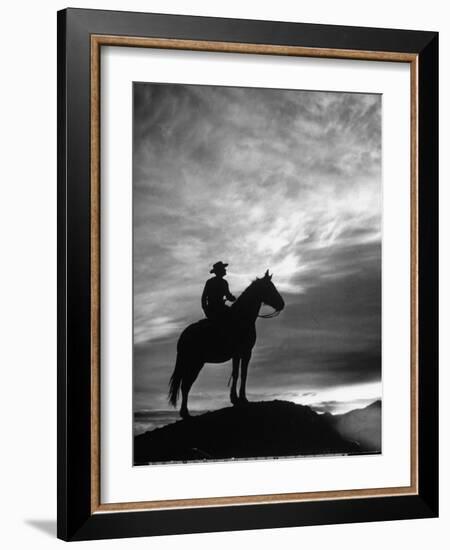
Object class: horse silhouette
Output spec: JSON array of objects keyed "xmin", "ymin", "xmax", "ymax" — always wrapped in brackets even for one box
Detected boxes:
[{"xmin": 168, "ymin": 270, "xmax": 285, "ymax": 418}]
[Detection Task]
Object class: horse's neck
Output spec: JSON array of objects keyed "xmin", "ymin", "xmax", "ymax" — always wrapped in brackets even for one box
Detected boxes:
[{"xmin": 233, "ymin": 287, "xmax": 261, "ymax": 322}]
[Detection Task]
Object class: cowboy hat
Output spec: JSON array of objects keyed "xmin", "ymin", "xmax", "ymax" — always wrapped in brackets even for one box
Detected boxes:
[{"xmin": 210, "ymin": 261, "xmax": 228, "ymax": 274}]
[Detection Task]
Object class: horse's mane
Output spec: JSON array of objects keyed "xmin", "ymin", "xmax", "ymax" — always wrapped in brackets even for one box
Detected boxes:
[{"xmin": 232, "ymin": 279, "xmax": 260, "ymax": 308}]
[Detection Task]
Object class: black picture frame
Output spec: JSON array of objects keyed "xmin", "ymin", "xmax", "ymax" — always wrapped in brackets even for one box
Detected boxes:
[{"xmin": 57, "ymin": 7, "xmax": 438, "ymax": 541}]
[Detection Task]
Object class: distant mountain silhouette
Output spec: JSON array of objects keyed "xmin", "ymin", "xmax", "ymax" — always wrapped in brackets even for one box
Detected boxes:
[
  {"xmin": 134, "ymin": 400, "xmax": 365, "ymax": 465},
  {"xmin": 329, "ymin": 400, "xmax": 381, "ymax": 452}
]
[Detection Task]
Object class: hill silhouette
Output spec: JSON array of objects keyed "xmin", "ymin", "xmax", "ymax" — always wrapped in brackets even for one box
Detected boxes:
[
  {"xmin": 330, "ymin": 400, "xmax": 381, "ymax": 452},
  {"xmin": 134, "ymin": 400, "xmax": 363, "ymax": 465}
]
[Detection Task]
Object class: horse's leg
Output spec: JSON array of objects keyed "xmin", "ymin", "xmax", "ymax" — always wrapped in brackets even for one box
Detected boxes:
[
  {"xmin": 230, "ymin": 355, "xmax": 240, "ymax": 405},
  {"xmin": 238, "ymin": 350, "xmax": 252, "ymax": 403},
  {"xmin": 180, "ymin": 361, "xmax": 203, "ymax": 419}
]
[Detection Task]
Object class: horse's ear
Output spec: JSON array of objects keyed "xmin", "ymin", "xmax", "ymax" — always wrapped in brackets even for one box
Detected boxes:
[{"xmin": 264, "ymin": 269, "xmax": 269, "ymax": 278}]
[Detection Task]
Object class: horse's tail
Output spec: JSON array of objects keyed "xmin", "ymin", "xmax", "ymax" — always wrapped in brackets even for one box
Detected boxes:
[{"xmin": 168, "ymin": 353, "xmax": 183, "ymax": 407}]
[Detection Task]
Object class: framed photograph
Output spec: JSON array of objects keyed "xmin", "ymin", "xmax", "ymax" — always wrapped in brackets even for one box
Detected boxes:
[{"xmin": 57, "ymin": 8, "xmax": 438, "ymax": 541}]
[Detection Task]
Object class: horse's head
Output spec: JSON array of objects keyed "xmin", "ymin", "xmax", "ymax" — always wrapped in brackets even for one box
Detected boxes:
[{"xmin": 255, "ymin": 270, "xmax": 285, "ymax": 312}]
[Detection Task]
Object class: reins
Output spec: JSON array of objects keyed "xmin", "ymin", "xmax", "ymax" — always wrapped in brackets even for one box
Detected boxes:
[{"xmin": 258, "ymin": 308, "xmax": 281, "ymax": 319}]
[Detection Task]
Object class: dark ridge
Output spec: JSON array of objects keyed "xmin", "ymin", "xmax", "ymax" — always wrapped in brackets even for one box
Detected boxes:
[
  {"xmin": 331, "ymin": 400, "xmax": 382, "ymax": 452},
  {"xmin": 134, "ymin": 400, "xmax": 363, "ymax": 465}
]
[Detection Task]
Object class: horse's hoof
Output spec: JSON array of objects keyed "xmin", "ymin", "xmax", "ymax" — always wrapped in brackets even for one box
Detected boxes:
[
  {"xmin": 230, "ymin": 394, "xmax": 239, "ymax": 406},
  {"xmin": 180, "ymin": 410, "xmax": 190, "ymax": 420},
  {"xmin": 238, "ymin": 396, "xmax": 249, "ymax": 405}
]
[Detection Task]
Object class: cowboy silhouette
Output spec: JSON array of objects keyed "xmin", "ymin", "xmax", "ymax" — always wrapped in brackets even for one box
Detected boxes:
[{"xmin": 201, "ymin": 261, "xmax": 236, "ymax": 321}]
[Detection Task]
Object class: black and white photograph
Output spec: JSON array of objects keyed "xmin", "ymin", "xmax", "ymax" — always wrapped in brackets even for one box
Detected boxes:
[
  {"xmin": 1, "ymin": 0, "xmax": 443, "ymax": 545},
  {"xmin": 132, "ymin": 82, "xmax": 382, "ymax": 465}
]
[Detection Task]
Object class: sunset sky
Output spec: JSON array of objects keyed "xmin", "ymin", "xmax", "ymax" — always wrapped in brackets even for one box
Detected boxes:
[{"xmin": 133, "ymin": 82, "xmax": 382, "ymax": 419}]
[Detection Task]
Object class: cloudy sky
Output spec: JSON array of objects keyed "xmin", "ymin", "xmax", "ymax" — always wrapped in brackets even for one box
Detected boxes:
[{"xmin": 133, "ymin": 82, "xmax": 382, "ymax": 420}]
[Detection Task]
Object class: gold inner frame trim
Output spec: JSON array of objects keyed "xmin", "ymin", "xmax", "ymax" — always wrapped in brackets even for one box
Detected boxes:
[{"xmin": 90, "ymin": 34, "xmax": 419, "ymax": 514}]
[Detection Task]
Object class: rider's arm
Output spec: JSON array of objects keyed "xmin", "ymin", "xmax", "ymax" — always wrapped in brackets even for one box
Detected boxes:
[
  {"xmin": 201, "ymin": 282, "xmax": 208, "ymax": 312},
  {"xmin": 224, "ymin": 280, "xmax": 236, "ymax": 302}
]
